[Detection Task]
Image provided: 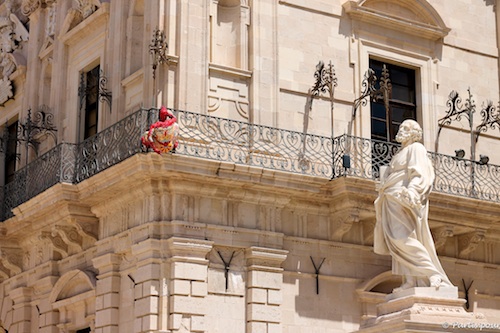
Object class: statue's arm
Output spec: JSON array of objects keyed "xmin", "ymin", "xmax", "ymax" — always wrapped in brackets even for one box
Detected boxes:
[{"xmin": 405, "ymin": 143, "xmax": 434, "ymax": 201}]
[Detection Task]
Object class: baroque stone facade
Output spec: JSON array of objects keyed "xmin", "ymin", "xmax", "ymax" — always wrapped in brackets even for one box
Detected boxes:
[{"xmin": 0, "ymin": 0, "xmax": 500, "ymax": 332}]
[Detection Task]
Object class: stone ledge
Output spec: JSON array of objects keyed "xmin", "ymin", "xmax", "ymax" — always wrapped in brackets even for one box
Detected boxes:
[
  {"xmin": 357, "ymin": 287, "xmax": 490, "ymax": 333},
  {"xmin": 386, "ymin": 286, "xmax": 459, "ymax": 302}
]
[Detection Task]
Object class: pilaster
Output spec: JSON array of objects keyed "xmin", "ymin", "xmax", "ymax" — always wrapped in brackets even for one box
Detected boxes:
[
  {"xmin": 166, "ymin": 237, "xmax": 213, "ymax": 333},
  {"xmin": 9, "ymin": 287, "xmax": 33, "ymax": 333},
  {"xmin": 245, "ymin": 246, "xmax": 288, "ymax": 333},
  {"xmin": 33, "ymin": 276, "xmax": 59, "ymax": 333},
  {"xmin": 131, "ymin": 239, "xmax": 164, "ymax": 333},
  {"xmin": 92, "ymin": 253, "xmax": 122, "ymax": 333}
]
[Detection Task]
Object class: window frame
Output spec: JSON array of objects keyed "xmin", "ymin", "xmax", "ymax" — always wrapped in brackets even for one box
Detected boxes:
[
  {"xmin": 78, "ymin": 63, "xmax": 101, "ymax": 141},
  {"xmin": 369, "ymin": 58, "xmax": 417, "ymax": 143}
]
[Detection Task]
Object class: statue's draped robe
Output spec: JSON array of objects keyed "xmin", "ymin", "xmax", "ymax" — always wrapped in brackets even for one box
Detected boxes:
[{"xmin": 374, "ymin": 142, "xmax": 452, "ymax": 286}]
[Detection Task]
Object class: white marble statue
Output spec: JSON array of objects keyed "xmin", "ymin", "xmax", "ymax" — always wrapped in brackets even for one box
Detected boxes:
[{"xmin": 374, "ymin": 119, "xmax": 453, "ymax": 291}]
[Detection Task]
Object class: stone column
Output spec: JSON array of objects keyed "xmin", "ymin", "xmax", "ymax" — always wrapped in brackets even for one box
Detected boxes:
[
  {"xmin": 92, "ymin": 253, "xmax": 122, "ymax": 333},
  {"xmin": 166, "ymin": 237, "xmax": 213, "ymax": 333},
  {"xmin": 245, "ymin": 247, "xmax": 288, "ymax": 333},
  {"xmin": 131, "ymin": 239, "xmax": 163, "ymax": 333},
  {"xmin": 9, "ymin": 287, "xmax": 33, "ymax": 333}
]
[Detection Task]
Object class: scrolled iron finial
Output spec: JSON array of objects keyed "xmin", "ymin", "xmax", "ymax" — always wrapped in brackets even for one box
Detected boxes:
[
  {"xmin": 149, "ymin": 28, "xmax": 169, "ymax": 80},
  {"xmin": 311, "ymin": 60, "xmax": 337, "ymax": 97}
]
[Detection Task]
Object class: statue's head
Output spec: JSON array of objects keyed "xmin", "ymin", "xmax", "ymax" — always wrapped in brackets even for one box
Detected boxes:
[
  {"xmin": 159, "ymin": 106, "xmax": 175, "ymax": 121},
  {"xmin": 395, "ymin": 119, "xmax": 422, "ymax": 144}
]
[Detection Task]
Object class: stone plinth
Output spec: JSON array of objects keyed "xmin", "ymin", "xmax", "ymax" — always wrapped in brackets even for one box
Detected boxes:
[{"xmin": 356, "ymin": 287, "xmax": 497, "ymax": 333}]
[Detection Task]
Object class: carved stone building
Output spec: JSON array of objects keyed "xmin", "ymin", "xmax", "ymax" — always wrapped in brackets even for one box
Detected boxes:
[{"xmin": 0, "ymin": 0, "xmax": 499, "ymax": 332}]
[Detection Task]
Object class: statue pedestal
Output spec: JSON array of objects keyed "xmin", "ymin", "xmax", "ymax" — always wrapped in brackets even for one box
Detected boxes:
[{"xmin": 356, "ymin": 287, "xmax": 494, "ymax": 332}]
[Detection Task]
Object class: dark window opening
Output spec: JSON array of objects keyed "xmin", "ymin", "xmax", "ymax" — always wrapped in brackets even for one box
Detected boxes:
[
  {"xmin": 369, "ymin": 59, "xmax": 417, "ymax": 143},
  {"xmin": 81, "ymin": 65, "xmax": 100, "ymax": 140},
  {"xmin": 4, "ymin": 121, "xmax": 18, "ymax": 184}
]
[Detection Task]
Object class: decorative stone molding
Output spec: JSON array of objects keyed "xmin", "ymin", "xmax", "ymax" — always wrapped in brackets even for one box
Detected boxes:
[
  {"xmin": 330, "ymin": 208, "xmax": 360, "ymax": 242},
  {"xmin": 166, "ymin": 236, "xmax": 214, "ymax": 259},
  {"xmin": 0, "ymin": 268, "xmax": 9, "ymax": 281},
  {"xmin": 74, "ymin": 0, "xmax": 100, "ymax": 19},
  {"xmin": 458, "ymin": 230, "xmax": 486, "ymax": 258},
  {"xmin": 59, "ymin": 1, "xmax": 108, "ymax": 45},
  {"xmin": 67, "ymin": 217, "xmax": 98, "ymax": 245},
  {"xmin": 245, "ymin": 246, "xmax": 288, "ymax": 269},
  {"xmin": 0, "ymin": 248, "xmax": 22, "ymax": 276},
  {"xmin": 45, "ymin": 2, "xmax": 57, "ymax": 37},
  {"xmin": 0, "ymin": 3, "xmax": 29, "ymax": 104},
  {"xmin": 51, "ymin": 225, "xmax": 83, "ymax": 251},
  {"xmin": 432, "ymin": 226, "xmax": 454, "ymax": 251},
  {"xmin": 21, "ymin": 0, "xmax": 56, "ymax": 17},
  {"xmin": 343, "ymin": 0, "xmax": 450, "ymax": 41},
  {"xmin": 49, "ymin": 269, "xmax": 96, "ymax": 303},
  {"xmin": 40, "ymin": 231, "xmax": 69, "ymax": 258}
]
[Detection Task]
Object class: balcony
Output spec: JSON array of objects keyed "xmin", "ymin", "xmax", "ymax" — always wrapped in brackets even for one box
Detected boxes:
[{"xmin": 1, "ymin": 108, "xmax": 499, "ymax": 221}]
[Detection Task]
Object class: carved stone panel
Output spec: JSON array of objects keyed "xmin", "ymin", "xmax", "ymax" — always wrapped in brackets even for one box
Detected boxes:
[{"xmin": 208, "ymin": 69, "xmax": 250, "ymax": 121}]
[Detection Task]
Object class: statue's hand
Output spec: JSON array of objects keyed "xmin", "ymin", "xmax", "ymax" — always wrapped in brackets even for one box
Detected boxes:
[{"xmin": 396, "ymin": 187, "xmax": 422, "ymax": 209}]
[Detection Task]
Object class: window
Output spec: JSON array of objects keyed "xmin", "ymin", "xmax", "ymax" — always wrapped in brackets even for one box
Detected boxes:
[
  {"xmin": 4, "ymin": 121, "xmax": 18, "ymax": 184},
  {"xmin": 79, "ymin": 65, "xmax": 100, "ymax": 140},
  {"xmin": 370, "ymin": 59, "xmax": 417, "ymax": 143}
]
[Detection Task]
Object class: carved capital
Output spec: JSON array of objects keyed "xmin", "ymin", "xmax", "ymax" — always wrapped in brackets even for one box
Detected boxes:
[
  {"xmin": 458, "ymin": 230, "xmax": 486, "ymax": 258},
  {"xmin": 245, "ymin": 246, "xmax": 288, "ymax": 268},
  {"xmin": 330, "ymin": 208, "xmax": 359, "ymax": 241},
  {"xmin": 432, "ymin": 226, "xmax": 454, "ymax": 251}
]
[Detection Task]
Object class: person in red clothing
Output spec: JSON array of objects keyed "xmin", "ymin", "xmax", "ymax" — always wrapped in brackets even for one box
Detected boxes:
[{"xmin": 141, "ymin": 106, "xmax": 179, "ymax": 154}]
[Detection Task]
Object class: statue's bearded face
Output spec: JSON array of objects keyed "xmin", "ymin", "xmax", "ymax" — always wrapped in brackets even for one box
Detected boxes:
[
  {"xmin": 395, "ymin": 122, "xmax": 412, "ymax": 143},
  {"xmin": 395, "ymin": 119, "xmax": 422, "ymax": 144}
]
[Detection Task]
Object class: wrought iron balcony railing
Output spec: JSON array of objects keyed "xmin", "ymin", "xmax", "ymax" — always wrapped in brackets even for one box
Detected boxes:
[{"xmin": 1, "ymin": 108, "xmax": 499, "ymax": 221}]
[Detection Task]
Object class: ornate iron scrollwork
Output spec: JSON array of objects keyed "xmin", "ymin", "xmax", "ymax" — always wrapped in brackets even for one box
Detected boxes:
[
  {"xmin": 476, "ymin": 100, "xmax": 500, "ymax": 139},
  {"xmin": 311, "ymin": 60, "xmax": 337, "ymax": 98},
  {"xmin": 78, "ymin": 69, "xmax": 112, "ymax": 111},
  {"xmin": 438, "ymin": 89, "xmax": 475, "ymax": 129},
  {"xmin": 348, "ymin": 65, "xmax": 392, "ymax": 136},
  {"xmin": 303, "ymin": 61, "xmax": 338, "ymax": 176},
  {"xmin": 149, "ymin": 28, "xmax": 169, "ymax": 80},
  {"xmin": 98, "ymin": 69, "xmax": 112, "ymax": 107},
  {"xmin": 18, "ymin": 105, "xmax": 57, "ymax": 156}
]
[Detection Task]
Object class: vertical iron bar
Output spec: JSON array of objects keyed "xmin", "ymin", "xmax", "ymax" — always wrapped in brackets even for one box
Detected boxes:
[
  {"xmin": 310, "ymin": 256, "xmax": 325, "ymax": 295},
  {"xmin": 216, "ymin": 250, "xmax": 235, "ymax": 291}
]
